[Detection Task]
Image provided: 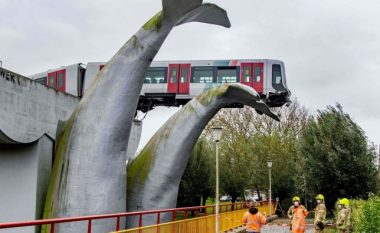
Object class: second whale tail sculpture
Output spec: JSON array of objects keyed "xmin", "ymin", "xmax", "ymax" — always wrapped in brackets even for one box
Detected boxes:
[
  {"xmin": 127, "ymin": 83, "xmax": 279, "ymax": 227},
  {"xmin": 42, "ymin": 1, "xmax": 230, "ymax": 233}
]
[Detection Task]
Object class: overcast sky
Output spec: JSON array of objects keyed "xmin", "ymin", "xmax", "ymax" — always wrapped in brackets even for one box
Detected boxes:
[{"xmin": 1, "ymin": 0, "xmax": 379, "ymax": 150}]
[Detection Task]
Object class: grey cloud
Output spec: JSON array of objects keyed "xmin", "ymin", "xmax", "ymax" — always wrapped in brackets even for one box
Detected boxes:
[{"xmin": 1, "ymin": 0, "xmax": 379, "ymax": 145}]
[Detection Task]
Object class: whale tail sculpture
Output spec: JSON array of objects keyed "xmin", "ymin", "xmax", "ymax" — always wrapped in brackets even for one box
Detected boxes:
[
  {"xmin": 127, "ymin": 84, "xmax": 279, "ymax": 227},
  {"xmin": 165, "ymin": 0, "xmax": 231, "ymax": 27},
  {"xmin": 41, "ymin": 1, "xmax": 231, "ymax": 233}
]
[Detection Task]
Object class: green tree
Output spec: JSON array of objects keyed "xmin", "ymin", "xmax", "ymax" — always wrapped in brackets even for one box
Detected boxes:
[
  {"xmin": 219, "ymin": 128, "xmax": 253, "ymax": 203},
  {"xmin": 301, "ymin": 104, "xmax": 377, "ymax": 209},
  {"xmin": 208, "ymin": 100, "xmax": 308, "ymax": 204},
  {"xmin": 250, "ymin": 100, "xmax": 309, "ymax": 205},
  {"xmin": 177, "ymin": 137, "xmax": 214, "ymax": 207}
]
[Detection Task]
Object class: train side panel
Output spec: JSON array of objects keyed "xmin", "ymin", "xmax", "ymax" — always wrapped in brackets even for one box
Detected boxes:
[
  {"xmin": 65, "ymin": 64, "xmax": 81, "ymax": 96},
  {"xmin": 28, "ymin": 63, "xmax": 82, "ymax": 97}
]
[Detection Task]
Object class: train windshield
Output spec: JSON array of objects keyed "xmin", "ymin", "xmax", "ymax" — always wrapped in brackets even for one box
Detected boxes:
[{"xmin": 272, "ymin": 64, "xmax": 286, "ymax": 91}]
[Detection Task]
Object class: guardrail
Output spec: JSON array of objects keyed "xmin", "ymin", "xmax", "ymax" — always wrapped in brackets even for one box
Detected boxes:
[
  {"xmin": 112, "ymin": 201, "xmax": 276, "ymax": 233},
  {"xmin": 0, "ymin": 202, "xmax": 274, "ymax": 233},
  {"xmin": 112, "ymin": 209, "xmax": 247, "ymax": 233}
]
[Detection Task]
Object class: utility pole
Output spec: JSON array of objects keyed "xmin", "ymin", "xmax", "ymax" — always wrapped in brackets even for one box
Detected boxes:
[
  {"xmin": 267, "ymin": 160, "xmax": 272, "ymax": 217},
  {"xmin": 212, "ymin": 127, "xmax": 222, "ymax": 233}
]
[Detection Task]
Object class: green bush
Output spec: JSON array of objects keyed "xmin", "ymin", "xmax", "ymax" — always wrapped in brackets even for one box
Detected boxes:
[
  {"xmin": 331, "ymin": 197, "xmax": 380, "ymax": 232},
  {"xmin": 350, "ymin": 199, "xmax": 365, "ymax": 232},
  {"xmin": 353, "ymin": 195, "xmax": 380, "ymax": 233}
]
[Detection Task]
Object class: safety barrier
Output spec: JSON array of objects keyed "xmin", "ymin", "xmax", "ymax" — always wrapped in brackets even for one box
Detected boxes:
[
  {"xmin": 112, "ymin": 201, "xmax": 276, "ymax": 233},
  {"xmin": 0, "ymin": 201, "xmax": 276, "ymax": 233}
]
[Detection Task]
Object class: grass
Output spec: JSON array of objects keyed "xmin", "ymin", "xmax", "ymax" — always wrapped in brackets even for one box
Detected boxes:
[{"xmin": 323, "ymin": 228, "xmax": 337, "ymax": 233}]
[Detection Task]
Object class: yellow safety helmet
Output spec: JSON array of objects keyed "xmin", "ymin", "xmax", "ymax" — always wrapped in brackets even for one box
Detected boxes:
[
  {"xmin": 292, "ymin": 196, "xmax": 301, "ymax": 202},
  {"xmin": 315, "ymin": 194, "xmax": 325, "ymax": 201},
  {"xmin": 339, "ymin": 198, "xmax": 350, "ymax": 207}
]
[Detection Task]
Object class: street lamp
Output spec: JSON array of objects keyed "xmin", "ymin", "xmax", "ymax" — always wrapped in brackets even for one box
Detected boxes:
[
  {"xmin": 267, "ymin": 159, "xmax": 273, "ymax": 217},
  {"xmin": 212, "ymin": 127, "xmax": 222, "ymax": 233}
]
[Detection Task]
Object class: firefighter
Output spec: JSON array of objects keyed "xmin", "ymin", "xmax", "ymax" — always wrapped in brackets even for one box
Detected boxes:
[
  {"xmin": 242, "ymin": 202, "xmax": 267, "ymax": 233},
  {"xmin": 288, "ymin": 196, "xmax": 308, "ymax": 233},
  {"xmin": 336, "ymin": 198, "xmax": 351, "ymax": 233},
  {"xmin": 314, "ymin": 194, "xmax": 326, "ymax": 233}
]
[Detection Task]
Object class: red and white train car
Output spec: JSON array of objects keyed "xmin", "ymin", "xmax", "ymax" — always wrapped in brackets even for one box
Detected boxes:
[
  {"xmin": 29, "ymin": 59, "xmax": 291, "ymax": 112},
  {"xmin": 29, "ymin": 63, "xmax": 86, "ymax": 97}
]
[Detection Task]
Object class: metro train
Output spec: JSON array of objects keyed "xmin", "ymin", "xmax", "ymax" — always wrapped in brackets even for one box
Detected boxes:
[{"xmin": 29, "ymin": 59, "xmax": 291, "ymax": 112}]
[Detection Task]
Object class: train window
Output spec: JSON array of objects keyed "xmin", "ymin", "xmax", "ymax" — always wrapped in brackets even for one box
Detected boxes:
[
  {"xmin": 35, "ymin": 77, "xmax": 46, "ymax": 85},
  {"xmin": 217, "ymin": 67, "xmax": 238, "ymax": 83},
  {"xmin": 272, "ymin": 64, "xmax": 282, "ymax": 84},
  {"xmin": 191, "ymin": 67, "xmax": 213, "ymax": 83},
  {"xmin": 254, "ymin": 67, "xmax": 261, "ymax": 82},
  {"xmin": 244, "ymin": 66, "xmax": 250, "ymax": 82},
  {"xmin": 170, "ymin": 68, "xmax": 177, "ymax": 83},
  {"xmin": 48, "ymin": 74, "xmax": 55, "ymax": 88},
  {"xmin": 57, "ymin": 73, "xmax": 64, "ymax": 88},
  {"xmin": 181, "ymin": 68, "xmax": 188, "ymax": 83},
  {"xmin": 145, "ymin": 68, "xmax": 166, "ymax": 84}
]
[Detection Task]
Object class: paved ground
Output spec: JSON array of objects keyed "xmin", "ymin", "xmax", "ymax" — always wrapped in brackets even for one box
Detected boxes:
[
  {"xmin": 231, "ymin": 224, "xmax": 315, "ymax": 233},
  {"xmin": 231, "ymin": 218, "xmax": 328, "ymax": 233},
  {"xmin": 261, "ymin": 224, "xmax": 314, "ymax": 233}
]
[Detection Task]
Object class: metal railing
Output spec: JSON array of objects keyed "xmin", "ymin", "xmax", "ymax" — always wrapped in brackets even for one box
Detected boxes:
[
  {"xmin": 0, "ymin": 202, "xmax": 273, "ymax": 233},
  {"xmin": 112, "ymin": 209, "xmax": 246, "ymax": 233},
  {"xmin": 112, "ymin": 201, "xmax": 276, "ymax": 233}
]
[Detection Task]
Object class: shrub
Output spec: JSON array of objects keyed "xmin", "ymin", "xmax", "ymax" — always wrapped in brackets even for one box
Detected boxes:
[
  {"xmin": 350, "ymin": 199, "xmax": 365, "ymax": 232},
  {"xmin": 353, "ymin": 195, "xmax": 380, "ymax": 233}
]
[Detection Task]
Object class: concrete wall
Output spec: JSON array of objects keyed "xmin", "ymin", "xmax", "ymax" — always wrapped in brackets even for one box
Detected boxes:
[
  {"xmin": 0, "ymin": 67, "xmax": 79, "ymax": 143},
  {"xmin": 0, "ymin": 135, "xmax": 53, "ymax": 233}
]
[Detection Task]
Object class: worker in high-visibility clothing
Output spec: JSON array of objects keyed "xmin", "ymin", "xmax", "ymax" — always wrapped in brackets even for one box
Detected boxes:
[
  {"xmin": 242, "ymin": 202, "xmax": 267, "ymax": 233},
  {"xmin": 287, "ymin": 196, "xmax": 309, "ymax": 233},
  {"xmin": 336, "ymin": 198, "xmax": 351, "ymax": 233},
  {"xmin": 314, "ymin": 194, "xmax": 326, "ymax": 233}
]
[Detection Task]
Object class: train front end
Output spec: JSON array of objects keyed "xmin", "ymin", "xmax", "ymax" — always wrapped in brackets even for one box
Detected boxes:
[{"xmin": 265, "ymin": 60, "xmax": 291, "ymax": 107}]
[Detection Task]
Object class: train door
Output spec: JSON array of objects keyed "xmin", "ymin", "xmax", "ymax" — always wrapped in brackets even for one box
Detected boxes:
[
  {"xmin": 240, "ymin": 63, "xmax": 264, "ymax": 94},
  {"xmin": 167, "ymin": 64, "xmax": 190, "ymax": 94},
  {"xmin": 56, "ymin": 69, "xmax": 66, "ymax": 92},
  {"xmin": 47, "ymin": 69, "xmax": 66, "ymax": 92},
  {"xmin": 47, "ymin": 71, "xmax": 56, "ymax": 88}
]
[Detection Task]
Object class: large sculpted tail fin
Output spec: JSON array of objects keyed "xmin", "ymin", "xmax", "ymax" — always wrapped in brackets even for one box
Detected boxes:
[{"xmin": 162, "ymin": 0, "xmax": 231, "ymax": 28}]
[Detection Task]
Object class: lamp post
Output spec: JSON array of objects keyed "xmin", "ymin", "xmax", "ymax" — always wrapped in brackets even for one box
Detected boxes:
[
  {"xmin": 267, "ymin": 159, "xmax": 273, "ymax": 217},
  {"xmin": 212, "ymin": 127, "xmax": 222, "ymax": 233}
]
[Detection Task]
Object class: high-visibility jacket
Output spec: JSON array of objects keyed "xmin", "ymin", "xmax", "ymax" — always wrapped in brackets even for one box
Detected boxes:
[
  {"xmin": 289, "ymin": 205, "xmax": 308, "ymax": 233},
  {"xmin": 242, "ymin": 211, "xmax": 266, "ymax": 232}
]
